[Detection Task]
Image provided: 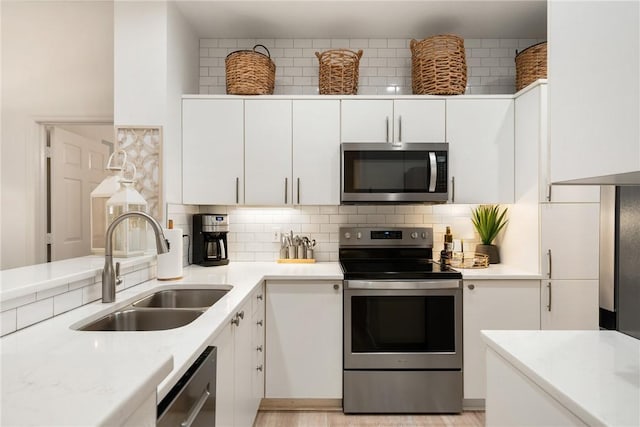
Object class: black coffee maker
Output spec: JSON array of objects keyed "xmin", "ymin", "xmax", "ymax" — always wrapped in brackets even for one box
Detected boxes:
[{"xmin": 193, "ymin": 214, "xmax": 229, "ymax": 266}]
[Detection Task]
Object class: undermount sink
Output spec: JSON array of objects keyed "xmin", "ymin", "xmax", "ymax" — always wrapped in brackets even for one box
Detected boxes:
[
  {"xmin": 74, "ymin": 285, "xmax": 232, "ymax": 332},
  {"xmin": 131, "ymin": 288, "xmax": 230, "ymax": 309},
  {"xmin": 78, "ymin": 308, "xmax": 205, "ymax": 331}
]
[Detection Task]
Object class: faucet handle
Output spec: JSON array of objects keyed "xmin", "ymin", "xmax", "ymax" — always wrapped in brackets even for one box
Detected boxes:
[{"xmin": 115, "ymin": 262, "xmax": 123, "ymax": 286}]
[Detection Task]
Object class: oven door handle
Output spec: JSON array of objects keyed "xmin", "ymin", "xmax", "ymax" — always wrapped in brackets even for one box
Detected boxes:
[{"xmin": 344, "ymin": 280, "xmax": 461, "ymax": 290}]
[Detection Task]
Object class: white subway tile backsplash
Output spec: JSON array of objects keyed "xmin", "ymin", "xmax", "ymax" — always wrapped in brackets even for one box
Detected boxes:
[
  {"xmin": 17, "ymin": 298, "xmax": 54, "ymax": 329},
  {"xmin": 82, "ymin": 283, "xmax": 103, "ymax": 304},
  {"xmin": 1, "ymin": 309, "xmax": 17, "ymax": 336},
  {"xmin": 36, "ymin": 284, "xmax": 69, "ymax": 300},
  {"xmin": 2, "ymin": 294, "xmax": 37, "ymax": 311},
  {"xmin": 53, "ymin": 289, "xmax": 83, "ymax": 315}
]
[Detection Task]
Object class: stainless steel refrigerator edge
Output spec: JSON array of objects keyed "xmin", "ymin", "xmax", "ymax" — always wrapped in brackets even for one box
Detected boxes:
[{"xmin": 599, "ymin": 186, "xmax": 640, "ymax": 339}]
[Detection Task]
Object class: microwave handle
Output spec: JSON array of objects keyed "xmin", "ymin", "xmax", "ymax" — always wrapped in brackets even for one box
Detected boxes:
[{"xmin": 428, "ymin": 152, "xmax": 437, "ymax": 192}]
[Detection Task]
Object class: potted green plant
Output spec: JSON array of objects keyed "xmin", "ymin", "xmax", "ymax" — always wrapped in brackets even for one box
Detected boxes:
[{"xmin": 470, "ymin": 204, "xmax": 508, "ymax": 264}]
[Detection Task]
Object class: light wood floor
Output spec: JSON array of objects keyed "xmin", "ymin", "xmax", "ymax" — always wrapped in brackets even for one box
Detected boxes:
[{"xmin": 254, "ymin": 410, "xmax": 485, "ymax": 426}]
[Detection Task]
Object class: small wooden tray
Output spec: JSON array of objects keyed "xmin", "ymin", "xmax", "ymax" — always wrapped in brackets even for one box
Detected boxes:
[{"xmin": 277, "ymin": 259, "xmax": 316, "ymax": 264}]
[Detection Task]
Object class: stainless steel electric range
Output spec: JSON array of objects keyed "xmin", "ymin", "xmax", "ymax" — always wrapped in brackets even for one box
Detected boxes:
[{"xmin": 339, "ymin": 227, "xmax": 463, "ymax": 414}]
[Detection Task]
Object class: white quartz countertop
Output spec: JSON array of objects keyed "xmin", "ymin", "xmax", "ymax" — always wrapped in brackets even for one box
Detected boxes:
[
  {"xmin": 482, "ymin": 330, "xmax": 640, "ymax": 427},
  {"xmin": 0, "ymin": 261, "xmax": 343, "ymax": 426},
  {"xmin": 456, "ymin": 264, "xmax": 542, "ymax": 279}
]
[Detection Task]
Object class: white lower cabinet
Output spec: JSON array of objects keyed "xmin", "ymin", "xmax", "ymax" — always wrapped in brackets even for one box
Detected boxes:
[
  {"xmin": 541, "ymin": 279, "xmax": 599, "ymax": 330},
  {"xmin": 211, "ymin": 285, "xmax": 265, "ymax": 427},
  {"xmin": 265, "ymin": 280, "xmax": 342, "ymax": 399},
  {"xmin": 463, "ymin": 280, "xmax": 540, "ymax": 401}
]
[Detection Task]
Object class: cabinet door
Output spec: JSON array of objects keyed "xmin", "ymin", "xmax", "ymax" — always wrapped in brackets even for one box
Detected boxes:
[
  {"xmin": 393, "ymin": 99, "xmax": 445, "ymax": 143},
  {"xmin": 211, "ymin": 323, "xmax": 235, "ymax": 427},
  {"xmin": 447, "ymin": 99, "xmax": 514, "ymax": 203},
  {"xmin": 541, "ymin": 203, "xmax": 599, "ymax": 280},
  {"xmin": 341, "ymin": 100, "xmax": 393, "ymax": 143},
  {"xmin": 541, "ymin": 279, "xmax": 599, "ymax": 330},
  {"xmin": 245, "ymin": 100, "xmax": 292, "ymax": 205},
  {"xmin": 548, "ymin": 1, "xmax": 639, "ymax": 183},
  {"xmin": 251, "ymin": 286, "xmax": 265, "ymax": 416},
  {"xmin": 233, "ymin": 300, "xmax": 256, "ymax": 427},
  {"xmin": 463, "ymin": 280, "xmax": 540, "ymax": 400},
  {"xmin": 182, "ymin": 99, "xmax": 244, "ymax": 205},
  {"xmin": 265, "ymin": 281, "xmax": 343, "ymax": 398},
  {"xmin": 292, "ymin": 100, "xmax": 340, "ymax": 205}
]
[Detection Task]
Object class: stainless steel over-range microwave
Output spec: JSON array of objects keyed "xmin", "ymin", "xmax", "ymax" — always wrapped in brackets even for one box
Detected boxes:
[{"xmin": 341, "ymin": 143, "xmax": 449, "ymax": 203}]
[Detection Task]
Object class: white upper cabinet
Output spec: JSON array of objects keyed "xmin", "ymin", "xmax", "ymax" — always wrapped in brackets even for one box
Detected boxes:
[
  {"xmin": 292, "ymin": 100, "xmax": 341, "ymax": 205},
  {"xmin": 447, "ymin": 98, "xmax": 515, "ymax": 203},
  {"xmin": 341, "ymin": 99, "xmax": 394, "ymax": 143},
  {"xmin": 548, "ymin": 0, "xmax": 640, "ymax": 183},
  {"xmin": 393, "ymin": 99, "xmax": 446, "ymax": 143},
  {"xmin": 244, "ymin": 99, "xmax": 292, "ymax": 205},
  {"xmin": 341, "ymin": 99, "xmax": 446, "ymax": 144},
  {"xmin": 182, "ymin": 99, "xmax": 244, "ymax": 205}
]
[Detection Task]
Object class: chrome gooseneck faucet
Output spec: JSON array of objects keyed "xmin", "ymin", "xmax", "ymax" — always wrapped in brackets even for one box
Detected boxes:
[{"xmin": 102, "ymin": 211, "xmax": 170, "ymax": 303}]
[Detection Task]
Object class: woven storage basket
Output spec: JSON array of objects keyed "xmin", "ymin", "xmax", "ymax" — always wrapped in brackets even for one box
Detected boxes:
[
  {"xmin": 225, "ymin": 44, "xmax": 276, "ymax": 95},
  {"xmin": 515, "ymin": 41, "xmax": 547, "ymax": 91},
  {"xmin": 411, "ymin": 35, "xmax": 467, "ymax": 95},
  {"xmin": 315, "ymin": 49, "xmax": 363, "ymax": 95}
]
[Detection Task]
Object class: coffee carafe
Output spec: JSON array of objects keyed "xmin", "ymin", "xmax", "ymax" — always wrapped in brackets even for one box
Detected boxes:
[{"xmin": 193, "ymin": 214, "xmax": 229, "ymax": 266}]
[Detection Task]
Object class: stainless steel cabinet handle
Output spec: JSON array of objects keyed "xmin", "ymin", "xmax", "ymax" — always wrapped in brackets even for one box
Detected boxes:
[
  {"xmin": 230, "ymin": 314, "xmax": 239, "ymax": 326},
  {"xmin": 333, "ymin": 284, "xmax": 340, "ymax": 290},
  {"xmin": 547, "ymin": 184, "xmax": 552, "ymax": 202},
  {"xmin": 180, "ymin": 385, "xmax": 210, "ymax": 427},
  {"xmin": 386, "ymin": 117, "xmax": 389, "ymax": 143},
  {"xmin": 547, "ymin": 282, "xmax": 552, "ymax": 312},
  {"xmin": 467, "ymin": 284, "xmax": 475, "ymax": 290},
  {"xmin": 256, "ymin": 345, "xmax": 263, "ymax": 352},
  {"xmin": 451, "ymin": 176, "xmax": 456, "ymax": 203},
  {"xmin": 398, "ymin": 115, "xmax": 402, "ymax": 142},
  {"xmin": 237, "ymin": 310, "xmax": 245, "ymax": 320},
  {"xmin": 284, "ymin": 177, "xmax": 288, "ymax": 204},
  {"xmin": 235, "ymin": 177, "xmax": 239, "ymax": 204},
  {"xmin": 256, "ymin": 365, "xmax": 263, "ymax": 372},
  {"xmin": 297, "ymin": 177, "xmax": 300, "ymax": 204},
  {"xmin": 547, "ymin": 249, "xmax": 552, "ymax": 278},
  {"xmin": 257, "ymin": 294, "xmax": 263, "ymax": 301},
  {"xmin": 256, "ymin": 320, "xmax": 263, "ymax": 326}
]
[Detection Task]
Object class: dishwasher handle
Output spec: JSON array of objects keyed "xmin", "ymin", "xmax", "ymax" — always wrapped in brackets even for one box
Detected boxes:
[{"xmin": 181, "ymin": 385, "xmax": 211, "ymax": 427}]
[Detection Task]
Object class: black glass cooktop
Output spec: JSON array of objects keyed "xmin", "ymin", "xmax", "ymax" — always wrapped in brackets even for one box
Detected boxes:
[{"xmin": 340, "ymin": 259, "xmax": 462, "ymax": 281}]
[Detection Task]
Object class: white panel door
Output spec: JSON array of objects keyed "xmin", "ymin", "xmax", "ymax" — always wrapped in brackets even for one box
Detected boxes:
[
  {"xmin": 292, "ymin": 100, "xmax": 341, "ymax": 205},
  {"xmin": 541, "ymin": 203, "xmax": 600, "ymax": 280},
  {"xmin": 266, "ymin": 281, "xmax": 343, "ymax": 399},
  {"xmin": 447, "ymin": 99, "xmax": 515, "ymax": 203},
  {"xmin": 341, "ymin": 99, "xmax": 393, "ymax": 143},
  {"xmin": 51, "ymin": 127, "xmax": 110, "ymax": 261},
  {"xmin": 462, "ymin": 280, "xmax": 540, "ymax": 400},
  {"xmin": 393, "ymin": 99, "xmax": 445, "ymax": 143},
  {"xmin": 245, "ymin": 100, "xmax": 292, "ymax": 205},
  {"xmin": 541, "ymin": 279, "xmax": 599, "ymax": 330},
  {"xmin": 182, "ymin": 99, "xmax": 244, "ymax": 205}
]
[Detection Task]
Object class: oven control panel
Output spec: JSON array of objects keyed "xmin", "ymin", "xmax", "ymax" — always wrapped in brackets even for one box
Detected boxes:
[{"xmin": 340, "ymin": 227, "xmax": 433, "ymax": 247}]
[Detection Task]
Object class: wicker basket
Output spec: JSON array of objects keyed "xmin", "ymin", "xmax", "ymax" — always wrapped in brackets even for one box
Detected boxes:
[
  {"xmin": 410, "ymin": 35, "xmax": 467, "ymax": 95},
  {"xmin": 315, "ymin": 49, "xmax": 363, "ymax": 95},
  {"xmin": 515, "ymin": 41, "xmax": 547, "ymax": 91},
  {"xmin": 225, "ymin": 44, "xmax": 276, "ymax": 95}
]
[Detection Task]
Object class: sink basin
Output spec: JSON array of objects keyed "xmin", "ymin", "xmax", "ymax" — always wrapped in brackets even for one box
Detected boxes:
[
  {"xmin": 132, "ymin": 288, "xmax": 229, "ymax": 309},
  {"xmin": 77, "ymin": 308, "xmax": 205, "ymax": 331}
]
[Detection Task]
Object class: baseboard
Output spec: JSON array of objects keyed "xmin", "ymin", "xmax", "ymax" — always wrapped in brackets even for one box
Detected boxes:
[
  {"xmin": 259, "ymin": 398, "xmax": 343, "ymax": 411},
  {"xmin": 463, "ymin": 398, "xmax": 485, "ymax": 411}
]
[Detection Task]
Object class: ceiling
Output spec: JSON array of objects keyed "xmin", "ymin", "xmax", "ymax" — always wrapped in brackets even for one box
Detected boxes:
[{"xmin": 174, "ymin": 0, "xmax": 547, "ymax": 40}]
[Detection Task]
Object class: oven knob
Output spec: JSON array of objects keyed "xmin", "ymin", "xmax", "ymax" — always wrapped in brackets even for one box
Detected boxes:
[
  {"xmin": 356, "ymin": 232, "xmax": 362, "ymax": 239},
  {"xmin": 411, "ymin": 232, "xmax": 418, "ymax": 239},
  {"xmin": 344, "ymin": 232, "xmax": 351, "ymax": 239},
  {"xmin": 421, "ymin": 232, "xmax": 426, "ymax": 239}
]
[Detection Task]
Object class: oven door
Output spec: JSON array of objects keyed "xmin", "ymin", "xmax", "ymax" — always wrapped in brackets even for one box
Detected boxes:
[
  {"xmin": 341, "ymin": 143, "xmax": 449, "ymax": 203},
  {"xmin": 343, "ymin": 280, "xmax": 462, "ymax": 370}
]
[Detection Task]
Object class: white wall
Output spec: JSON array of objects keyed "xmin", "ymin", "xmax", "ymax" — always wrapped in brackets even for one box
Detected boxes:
[
  {"xmin": 166, "ymin": 2, "xmax": 199, "ymax": 206},
  {"xmin": 1, "ymin": 1, "xmax": 113, "ymax": 269}
]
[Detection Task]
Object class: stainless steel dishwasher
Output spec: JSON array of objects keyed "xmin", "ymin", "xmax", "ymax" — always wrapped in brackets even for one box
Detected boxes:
[{"xmin": 157, "ymin": 347, "xmax": 216, "ymax": 427}]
